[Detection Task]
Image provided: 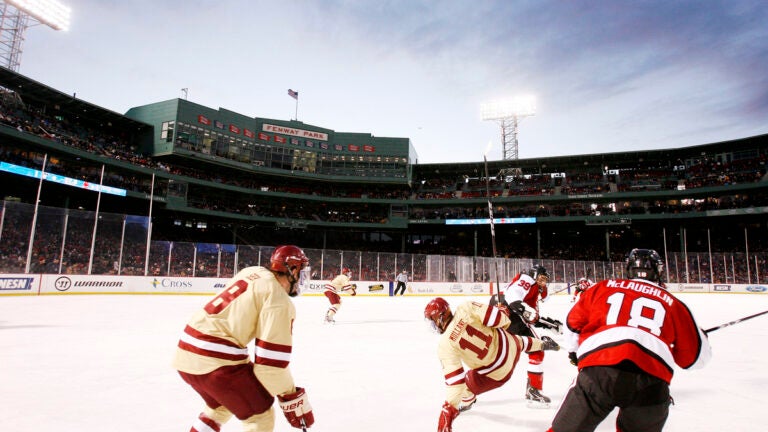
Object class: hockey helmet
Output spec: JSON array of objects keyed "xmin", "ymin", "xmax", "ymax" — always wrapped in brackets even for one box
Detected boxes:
[
  {"xmin": 270, "ymin": 245, "xmax": 309, "ymax": 274},
  {"xmin": 625, "ymin": 248, "xmax": 665, "ymax": 284},
  {"xmin": 424, "ymin": 297, "xmax": 453, "ymax": 334},
  {"xmin": 529, "ymin": 265, "xmax": 549, "ymax": 280},
  {"xmin": 342, "ymin": 267, "xmax": 352, "ymax": 277},
  {"xmin": 578, "ymin": 277, "xmax": 591, "ymax": 290}
]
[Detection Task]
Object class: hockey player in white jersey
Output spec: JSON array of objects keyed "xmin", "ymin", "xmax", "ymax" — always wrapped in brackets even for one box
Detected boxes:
[
  {"xmin": 493, "ymin": 265, "xmax": 557, "ymax": 407},
  {"xmin": 173, "ymin": 245, "xmax": 314, "ymax": 432},
  {"xmin": 323, "ymin": 266, "xmax": 356, "ymax": 323},
  {"xmin": 424, "ymin": 297, "xmax": 560, "ymax": 432}
]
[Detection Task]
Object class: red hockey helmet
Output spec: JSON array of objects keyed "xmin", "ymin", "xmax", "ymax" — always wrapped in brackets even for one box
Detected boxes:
[
  {"xmin": 578, "ymin": 277, "xmax": 591, "ymax": 290},
  {"xmin": 342, "ymin": 267, "xmax": 352, "ymax": 276},
  {"xmin": 270, "ymin": 245, "xmax": 309, "ymax": 273},
  {"xmin": 424, "ymin": 297, "xmax": 453, "ymax": 334}
]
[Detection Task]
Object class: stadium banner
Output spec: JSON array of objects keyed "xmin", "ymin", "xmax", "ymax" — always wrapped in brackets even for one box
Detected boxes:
[
  {"xmin": 1, "ymin": 275, "xmax": 765, "ymax": 296},
  {"xmin": 35, "ymin": 275, "xmax": 226, "ymax": 295},
  {"xmin": 0, "ymin": 274, "xmax": 41, "ymax": 294},
  {"xmin": 301, "ymin": 280, "xmax": 390, "ymax": 297},
  {"xmin": 670, "ymin": 283, "xmax": 768, "ymax": 294},
  {"xmin": 404, "ymin": 282, "xmax": 491, "ymax": 296}
]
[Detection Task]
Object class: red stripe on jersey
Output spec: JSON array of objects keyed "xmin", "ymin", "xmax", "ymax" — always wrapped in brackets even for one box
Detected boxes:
[
  {"xmin": 254, "ymin": 357, "xmax": 289, "ymax": 368},
  {"xmin": 255, "ymin": 338, "xmax": 292, "ymax": 353},
  {"xmin": 196, "ymin": 413, "xmax": 221, "ymax": 432},
  {"xmin": 499, "ymin": 334, "xmax": 524, "ymax": 382},
  {"xmin": 444, "ymin": 367, "xmax": 466, "ymax": 385},
  {"xmin": 254, "ymin": 338, "xmax": 292, "ymax": 368},
  {"xmin": 177, "ymin": 340, "xmax": 249, "ymax": 362},
  {"xmin": 184, "ymin": 325, "xmax": 243, "ymax": 348},
  {"xmin": 178, "ymin": 325, "xmax": 248, "ymax": 361},
  {"xmin": 511, "ymin": 335, "xmax": 523, "ymax": 366},
  {"xmin": 483, "ymin": 305, "xmax": 501, "ymax": 327},
  {"xmin": 476, "ymin": 329, "xmax": 510, "ymax": 376}
]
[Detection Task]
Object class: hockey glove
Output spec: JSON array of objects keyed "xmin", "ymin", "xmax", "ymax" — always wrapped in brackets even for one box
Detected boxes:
[
  {"xmin": 568, "ymin": 352, "xmax": 578, "ymax": 366},
  {"xmin": 508, "ymin": 300, "xmax": 525, "ymax": 315},
  {"xmin": 278, "ymin": 387, "xmax": 315, "ymax": 429},
  {"xmin": 509, "ymin": 300, "xmax": 537, "ymax": 323},
  {"xmin": 534, "ymin": 316, "xmax": 563, "ymax": 334},
  {"xmin": 438, "ymin": 401, "xmax": 459, "ymax": 432},
  {"xmin": 540, "ymin": 336, "xmax": 560, "ymax": 351}
]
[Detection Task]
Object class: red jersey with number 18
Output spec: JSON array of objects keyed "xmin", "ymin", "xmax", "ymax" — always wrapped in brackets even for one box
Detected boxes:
[{"xmin": 567, "ymin": 278, "xmax": 711, "ymax": 383}]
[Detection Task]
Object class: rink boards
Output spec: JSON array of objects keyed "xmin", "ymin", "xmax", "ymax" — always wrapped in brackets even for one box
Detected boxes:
[{"xmin": 0, "ymin": 273, "xmax": 766, "ymax": 296}]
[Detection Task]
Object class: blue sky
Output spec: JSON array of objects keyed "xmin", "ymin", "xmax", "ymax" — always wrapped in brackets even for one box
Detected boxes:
[{"xmin": 15, "ymin": 0, "xmax": 768, "ymax": 163}]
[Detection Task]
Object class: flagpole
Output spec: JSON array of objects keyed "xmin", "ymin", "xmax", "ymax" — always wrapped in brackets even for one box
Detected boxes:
[{"xmin": 288, "ymin": 89, "xmax": 299, "ymax": 120}]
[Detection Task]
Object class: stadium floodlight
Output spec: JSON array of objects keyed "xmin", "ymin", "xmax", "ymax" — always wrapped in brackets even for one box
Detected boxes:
[
  {"xmin": 0, "ymin": 0, "xmax": 71, "ymax": 72},
  {"xmin": 6, "ymin": 0, "xmax": 70, "ymax": 30},
  {"xmin": 481, "ymin": 95, "xmax": 536, "ymax": 161}
]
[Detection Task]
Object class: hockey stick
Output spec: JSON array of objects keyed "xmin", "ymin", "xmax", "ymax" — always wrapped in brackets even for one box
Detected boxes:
[
  {"xmin": 550, "ymin": 282, "xmax": 573, "ymax": 295},
  {"xmin": 535, "ymin": 315, "xmax": 564, "ymax": 334},
  {"xmin": 483, "ymin": 154, "xmax": 504, "ymax": 304},
  {"xmin": 552, "ymin": 269, "xmax": 594, "ymax": 296},
  {"xmin": 704, "ymin": 309, "xmax": 768, "ymax": 334}
]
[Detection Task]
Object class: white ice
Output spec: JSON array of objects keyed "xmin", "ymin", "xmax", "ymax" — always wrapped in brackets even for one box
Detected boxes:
[{"xmin": 1, "ymin": 292, "xmax": 767, "ymax": 432}]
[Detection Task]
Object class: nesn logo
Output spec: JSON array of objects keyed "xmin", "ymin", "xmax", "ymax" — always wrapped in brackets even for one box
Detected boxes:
[{"xmin": 0, "ymin": 277, "xmax": 34, "ymax": 290}]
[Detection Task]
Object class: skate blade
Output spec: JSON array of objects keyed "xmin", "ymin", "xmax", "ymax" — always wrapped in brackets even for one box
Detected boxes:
[{"xmin": 526, "ymin": 400, "xmax": 551, "ymax": 409}]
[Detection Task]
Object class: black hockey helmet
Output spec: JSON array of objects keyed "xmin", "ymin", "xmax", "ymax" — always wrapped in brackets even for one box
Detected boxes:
[
  {"xmin": 625, "ymin": 248, "xmax": 665, "ymax": 284},
  {"xmin": 528, "ymin": 265, "xmax": 549, "ymax": 280}
]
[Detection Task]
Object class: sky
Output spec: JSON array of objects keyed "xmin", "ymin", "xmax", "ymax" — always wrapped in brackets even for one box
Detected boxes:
[
  {"xmin": 2, "ymin": 292, "xmax": 767, "ymax": 431},
  {"xmin": 11, "ymin": 0, "xmax": 768, "ymax": 164}
]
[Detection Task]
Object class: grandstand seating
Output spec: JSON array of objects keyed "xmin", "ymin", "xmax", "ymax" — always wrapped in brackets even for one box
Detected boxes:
[{"xmin": 0, "ymin": 68, "xmax": 766, "ymax": 283}]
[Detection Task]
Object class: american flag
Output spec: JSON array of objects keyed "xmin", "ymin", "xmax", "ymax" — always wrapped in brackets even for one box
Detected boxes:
[{"xmin": 288, "ymin": 89, "xmax": 298, "ymax": 100}]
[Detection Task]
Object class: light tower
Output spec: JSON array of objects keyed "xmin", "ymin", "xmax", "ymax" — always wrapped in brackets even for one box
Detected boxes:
[
  {"xmin": 480, "ymin": 95, "xmax": 536, "ymax": 160},
  {"xmin": 0, "ymin": 0, "xmax": 71, "ymax": 72}
]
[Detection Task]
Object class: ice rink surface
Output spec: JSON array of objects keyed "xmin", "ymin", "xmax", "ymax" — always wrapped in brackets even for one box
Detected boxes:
[{"xmin": 2, "ymin": 291, "xmax": 767, "ymax": 432}]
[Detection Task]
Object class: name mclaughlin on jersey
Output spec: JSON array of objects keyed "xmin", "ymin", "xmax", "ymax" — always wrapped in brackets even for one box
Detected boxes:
[{"xmin": 606, "ymin": 280, "xmax": 674, "ymax": 306}]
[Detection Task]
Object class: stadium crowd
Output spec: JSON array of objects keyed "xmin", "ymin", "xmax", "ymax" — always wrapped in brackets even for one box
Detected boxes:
[{"xmin": 1, "ymin": 92, "xmax": 767, "ymax": 282}]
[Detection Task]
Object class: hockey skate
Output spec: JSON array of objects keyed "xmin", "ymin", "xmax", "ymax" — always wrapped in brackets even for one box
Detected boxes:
[
  {"xmin": 323, "ymin": 312, "xmax": 335, "ymax": 324},
  {"xmin": 525, "ymin": 381, "xmax": 551, "ymax": 409},
  {"xmin": 458, "ymin": 394, "xmax": 477, "ymax": 412}
]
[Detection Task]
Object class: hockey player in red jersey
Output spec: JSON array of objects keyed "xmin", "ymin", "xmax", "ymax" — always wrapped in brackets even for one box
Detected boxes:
[
  {"xmin": 494, "ymin": 265, "xmax": 556, "ymax": 407},
  {"xmin": 425, "ymin": 297, "xmax": 560, "ymax": 432},
  {"xmin": 323, "ymin": 266, "xmax": 356, "ymax": 323},
  {"xmin": 547, "ymin": 248, "xmax": 712, "ymax": 432},
  {"xmin": 173, "ymin": 245, "xmax": 315, "ymax": 432}
]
